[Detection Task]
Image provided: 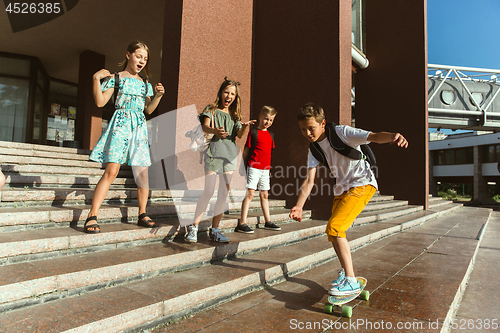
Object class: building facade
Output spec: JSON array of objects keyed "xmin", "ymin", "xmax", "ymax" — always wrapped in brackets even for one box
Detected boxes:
[
  {"xmin": 0, "ymin": 0, "xmax": 429, "ymax": 214},
  {"xmin": 430, "ymin": 132, "xmax": 500, "ymax": 203}
]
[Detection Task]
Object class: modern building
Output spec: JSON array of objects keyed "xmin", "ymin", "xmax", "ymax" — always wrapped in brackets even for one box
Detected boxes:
[
  {"xmin": 0, "ymin": 0, "xmax": 429, "ymax": 215},
  {"xmin": 429, "ymin": 131, "xmax": 500, "ymax": 203}
]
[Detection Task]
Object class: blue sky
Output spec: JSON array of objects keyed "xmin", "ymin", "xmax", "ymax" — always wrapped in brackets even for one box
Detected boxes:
[
  {"xmin": 428, "ymin": 0, "xmax": 500, "ymax": 70},
  {"xmin": 427, "ymin": 0, "xmax": 500, "ymax": 133}
]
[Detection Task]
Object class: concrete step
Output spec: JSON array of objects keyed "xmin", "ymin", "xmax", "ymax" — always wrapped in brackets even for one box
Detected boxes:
[
  {"xmin": 0, "ymin": 187, "xmax": 280, "ymax": 211},
  {"xmin": 0, "ymin": 202, "xmax": 463, "ymax": 332},
  {"xmin": 0, "ymin": 195, "xmax": 286, "ymax": 232},
  {"xmin": 151, "ymin": 205, "xmax": 488, "ymax": 333},
  {"xmin": 429, "ymin": 196, "xmax": 456, "ymax": 209},
  {"xmin": 0, "ymin": 218, "xmax": 323, "ymax": 313},
  {"xmin": 0, "ymin": 140, "xmax": 92, "ymax": 160},
  {"xmin": 0, "ymin": 141, "xmax": 135, "ymax": 188},
  {"xmin": 0, "ymin": 189, "xmax": 245, "ymax": 205},
  {"xmin": 1, "ymin": 153, "xmax": 106, "ymax": 169},
  {"xmin": 4, "ymin": 173, "xmax": 135, "ymax": 188},
  {"xmin": 355, "ymin": 204, "xmax": 424, "ymax": 225},
  {"xmin": 362, "ymin": 199, "xmax": 409, "ymax": 212},
  {"xmin": 0, "ymin": 208, "xmax": 306, "ymax": 265},
  {"xmin": 1, "ymin": 164, "xmax": 133, "ymax": 178},
  {"xmin": 365, "ymin": 194, "xmax": 394, "ymax": 202}
]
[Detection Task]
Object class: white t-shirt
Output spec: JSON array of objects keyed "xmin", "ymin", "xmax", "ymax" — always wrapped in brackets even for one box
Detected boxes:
[{"xmin": 307, "ymin": 125, "xmax": 378, "ymax": 196}]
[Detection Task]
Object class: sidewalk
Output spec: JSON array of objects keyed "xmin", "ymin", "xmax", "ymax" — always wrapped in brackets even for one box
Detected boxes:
[
  {"xmin": 150, "ymin": 206, "xmax": 490, "ymax": 333},
  {"xmin": 451, "ymin": 211, "xmax": 500, "ymax": 333}
]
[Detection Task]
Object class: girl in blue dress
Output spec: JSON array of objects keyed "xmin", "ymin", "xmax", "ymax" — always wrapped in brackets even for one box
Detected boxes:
[{"xmin": 84, "ymin": 41, "xmax": 164, "ymax": 233}]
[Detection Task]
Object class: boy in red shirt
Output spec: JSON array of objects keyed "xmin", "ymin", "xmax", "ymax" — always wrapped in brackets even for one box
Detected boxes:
[{"xmin": 236, "ymin": 106, "xmax": 280, "ymax": 233}]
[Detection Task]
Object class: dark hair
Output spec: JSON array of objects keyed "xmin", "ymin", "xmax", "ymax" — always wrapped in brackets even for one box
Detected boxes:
[
  {"xmin": 297, "ymin": 103, "xmax": 325, "ymax": 123},
  {"xmin": 209, "ymin": 77, "xmax": 242, "ymax": 121},
  {"xmin": 118, "ymin": 41, "xmax": 151, "ymax": 80}
]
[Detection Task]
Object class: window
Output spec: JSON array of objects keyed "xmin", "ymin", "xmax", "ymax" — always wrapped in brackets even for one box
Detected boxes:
[
  {"xmin": 455, "ymin": 148, "xmax": 466, "ymax": 164},
  {"xmin": 435, "ymin": 150, "xmax": 444, "ymax": 165},
  {"xmin": 466, "ymin": 147, "xmax": 473, "ymax": 164},
  {"xmin": 352, "ymin": 0, "xmax": 365, "ymax": 52},
  {"xmin": 0, "ymin": 53, "xmax": 51, "ymax": 144},
  {"xmin": 483, "ymin": 144, "xmax": 500, "ymax": 163},
  {"xmin": 444, "ymin": 150, "xmax": 454, "ymax": 165},
  {"xmin": 0, "ymin": 76, "xmax": 29, "ymax": 142},
  {"xmin": 434, "ymin": 147, "xmax": 474, "ymax": 165},
  {"xmin": 469, "ymin": 92, "xmax": 484, "ymax": 107},
  {"xmin": 440, "ymin": 90, "xmax": 456, "ymax": 105}
]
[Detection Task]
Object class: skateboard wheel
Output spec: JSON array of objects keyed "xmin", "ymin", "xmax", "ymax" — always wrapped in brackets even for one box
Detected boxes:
[
  {"xmin": 324, "ymin": 303, "xmax": 334, "ymax": 314},
  {"xmin": 341, "ymin": 305, "xmax": 352, "ymax": 318},
  {"xmin": 360, "ymin": 290, "xmax": 370, "ymax": 301}
]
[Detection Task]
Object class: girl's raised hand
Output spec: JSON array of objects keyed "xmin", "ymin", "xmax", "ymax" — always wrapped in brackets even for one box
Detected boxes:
[
  {"xmin": 155, "ymin": 83, "xmax": 165, "ymax": 97},
  {"xmin": 93, "ymin": 69, "xmax": 112, "ymax": 81},
  {"xmin": 242, "ymin": 119, "xmax": 257, "ymax": 127}
]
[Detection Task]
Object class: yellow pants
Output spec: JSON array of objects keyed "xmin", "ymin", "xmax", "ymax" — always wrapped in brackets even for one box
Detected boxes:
[{"xmin": 326, "ymin": 185, "xmax": 376, "ymax": 240}]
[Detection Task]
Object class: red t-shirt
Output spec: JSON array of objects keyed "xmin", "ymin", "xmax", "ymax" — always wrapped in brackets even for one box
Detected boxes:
[{"xmin": 246, "ymin": 129, "xmax": 275, "ymax": 170}]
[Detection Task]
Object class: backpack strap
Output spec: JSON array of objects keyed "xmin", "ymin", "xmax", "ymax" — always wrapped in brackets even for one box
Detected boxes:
[
  {"xmin": 250, "ymin": 127, "xmax": 258, "ymax": 150},
  {"xmin": 245, "ymin": 128, "xmax": 275, "ymax": 168},
  {"xmin": 113, "ymin": 72, "xmax": 120, "ymax": 108},
  {"xmin": 246, "ymin": 127, "xmax": 259, "ymax": 167},
  {"xmin": 249, "ymin": 128, "xmax": 275, "ymax": 155},
  {"xmin": 268, "ymin": 130, "xmax": 275, "ymax": 154},
  {"xmin": 309, "ymin": 123, "xmax": 376, "ymax": 170},
  {"xmin": 325, "ymin": 123, "xmax": 365, "ymax": 160},
  {"xmin": 141, "ymin": 77, "xmax": 147, "ymax": 100},
  {"xmin": 310, "ymin": 141, "xmax": 330, "ymax": 172}
]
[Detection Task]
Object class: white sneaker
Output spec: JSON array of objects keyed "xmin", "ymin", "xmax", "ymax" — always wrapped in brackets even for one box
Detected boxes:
[
  {"xmin": 185, "ymin": 225, "xmax": 198, "ymax": 243},
  {"xmin": 209, "ymin": 228, "xmax": 229, "ymax": 243}
]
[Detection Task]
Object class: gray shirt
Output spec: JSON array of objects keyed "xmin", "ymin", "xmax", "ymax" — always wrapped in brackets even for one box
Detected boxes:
[{"xmin": 199, "ymin": 105, "xmax": 242, "ymax": 162}]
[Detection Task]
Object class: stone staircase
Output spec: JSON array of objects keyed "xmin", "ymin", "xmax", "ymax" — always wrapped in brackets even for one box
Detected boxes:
[{"xmin": 0, "ymin": 141, "xmax": 467, "ymax": 332}]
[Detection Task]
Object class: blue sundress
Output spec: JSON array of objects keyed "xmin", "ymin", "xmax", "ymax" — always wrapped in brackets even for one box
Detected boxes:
[{"xmin": 89, "ymin": 76, "xmax": 154, "ymax": 167}]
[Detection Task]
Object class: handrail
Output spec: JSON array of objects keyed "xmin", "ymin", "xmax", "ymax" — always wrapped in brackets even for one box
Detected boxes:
[
  {"xmin": 428, "ymin": 64, "xmax": 500, "ymax": 128},
  {"xmin": 352, "ymin": 44, "xmax": 369, "ymax": 69},
  {"xmin": 429, "ymin": 64, "xmax": 500, "ymax": 75}
]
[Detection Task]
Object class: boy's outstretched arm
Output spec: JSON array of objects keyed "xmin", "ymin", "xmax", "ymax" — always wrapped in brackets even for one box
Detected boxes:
[
  {"xmin": 289, "ymin": 167, "xmax": 317, "ymax": 222},
  {"xmin": 367, "ymin": 132, "xmax": 408, "ymax": 148}
]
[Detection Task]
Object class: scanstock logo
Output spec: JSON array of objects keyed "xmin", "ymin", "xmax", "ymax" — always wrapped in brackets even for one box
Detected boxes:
[{"xmin": 4, "ymin": 0, "xmax": 79, "ymax": 33}]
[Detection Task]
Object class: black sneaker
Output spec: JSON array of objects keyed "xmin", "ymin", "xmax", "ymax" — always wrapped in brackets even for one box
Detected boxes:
[
  {"xmin": 264, "ymin": 222, "xmax": 281, "ymax": 231},
  {"xmin": 236, "ymin": 224, "xmax": 254, "ymax": 234}
]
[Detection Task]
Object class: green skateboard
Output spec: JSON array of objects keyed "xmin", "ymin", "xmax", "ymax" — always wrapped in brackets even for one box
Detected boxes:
[{"xmin": 323, "ymin": 277, "xmax": 369, "ymax": 318}]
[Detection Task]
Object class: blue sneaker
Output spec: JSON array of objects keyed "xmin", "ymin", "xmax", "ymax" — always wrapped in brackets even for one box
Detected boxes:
[
  {"xmin": 329, "ymin": 277, "xmax": 360, "ymax": 296},
  {"xmin": 329, "ymin": 269, "xmax": 345, "ymax": 289},
  {"xmin": 209, "ymin": 228, "xmax": 229, "ymax": 243}
]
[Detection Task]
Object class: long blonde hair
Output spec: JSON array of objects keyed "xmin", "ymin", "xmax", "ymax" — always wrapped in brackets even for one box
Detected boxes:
[
  {"xmin": 209, "ymin": 77, "xmax": 242, "ymax": 121},
  {"xmin": 118, "ymin": 41, "xmax": 151, "ymax": 80}
]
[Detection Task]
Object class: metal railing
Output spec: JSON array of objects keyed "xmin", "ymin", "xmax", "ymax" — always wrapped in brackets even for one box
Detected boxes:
[{"xmin": 428, "ymin": 64, "xmax": 500, "ymax": 130}]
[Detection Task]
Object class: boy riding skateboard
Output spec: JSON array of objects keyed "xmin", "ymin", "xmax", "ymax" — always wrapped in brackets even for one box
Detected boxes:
[{"xmin": 290, "ymin": 103, "xmax": 408, "ymax": 295}]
